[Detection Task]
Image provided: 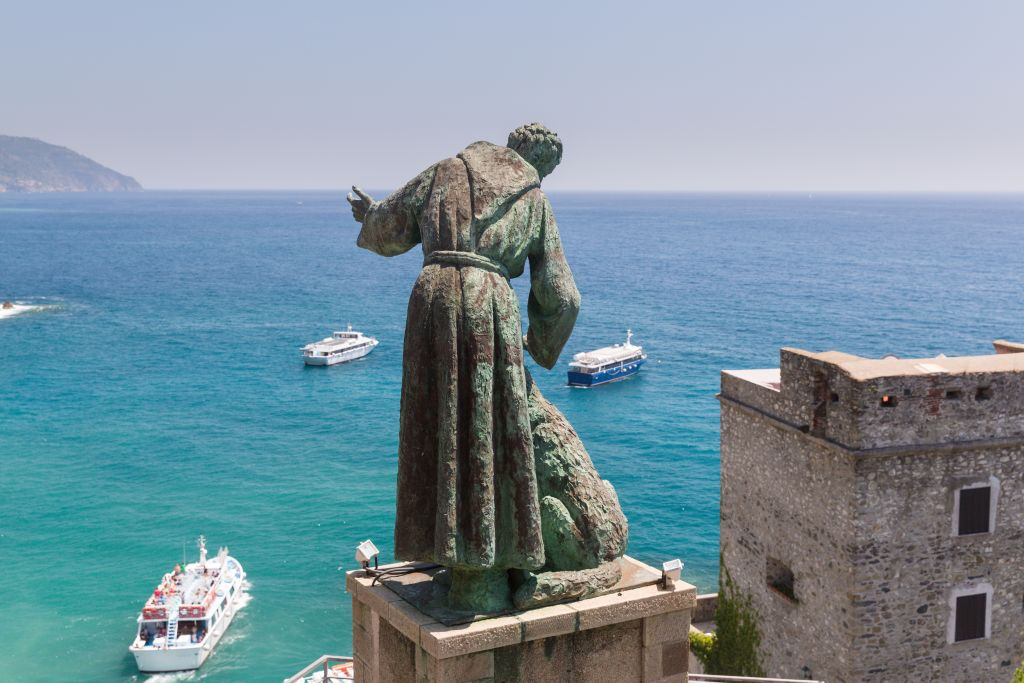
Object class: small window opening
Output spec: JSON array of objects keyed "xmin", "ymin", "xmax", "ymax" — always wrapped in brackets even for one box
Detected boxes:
[
  {"xmin": 830, "ymin": 392, "xmax": 839, "ymax": 403},
  {"xmin": 957, "ymin": 486, "xmax": 992, "ymax": 536},
  {"xmin": 946, "ymin": 390, "xmax": 962, "ymax": 400},
  {"xmin": 880, "ymin": 395, "xmax": 898, "ymax": 408},
  {"xmin": 976, "ymin": 386, "xmax": 993, "ymax": 401},
  {"xmin": 766, "ymin": 557, "xmax": 797, "ymax": 602},
  {"xmin": 954, "ymin": 592, "xmax": 987, "ymax": 642}
]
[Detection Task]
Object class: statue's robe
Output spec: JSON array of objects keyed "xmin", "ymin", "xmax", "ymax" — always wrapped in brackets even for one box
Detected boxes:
[{"xmin": 357, "ymin": 141, "xmax": 580, "ymax": 571}]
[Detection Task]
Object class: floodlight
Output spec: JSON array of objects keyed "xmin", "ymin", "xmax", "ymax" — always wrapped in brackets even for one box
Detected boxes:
[
  {"xmin": 356, "ymin": 539, "xmax": 380, "ymax": 569},
  {"xmin": 662, "ymin": 558, "xmax": 683, "ymax": 588}
]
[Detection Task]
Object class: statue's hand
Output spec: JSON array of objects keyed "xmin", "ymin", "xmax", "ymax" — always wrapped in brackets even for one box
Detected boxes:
[{"xmin": 346, "ymin": 186, "xmax": 375, "ymax": 223}]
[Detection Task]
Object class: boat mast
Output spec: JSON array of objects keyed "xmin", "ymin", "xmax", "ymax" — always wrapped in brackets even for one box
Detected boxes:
[
  {"xmin": 198, "ymin": 535, "xmax": 207, "ymax": 564},
  {"xmin": 626, "ymin": 329, "xmax": 633, "ymax": 346}
]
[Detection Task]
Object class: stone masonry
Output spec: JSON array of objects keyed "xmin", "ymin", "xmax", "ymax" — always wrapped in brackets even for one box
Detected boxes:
[
  {"xmin": 719, "ymin": 341, "xmax": 1024, "ymax": 682},
  {"xmin": 347, "ymin": 557, "xmax": 695, "ymax": 682}
]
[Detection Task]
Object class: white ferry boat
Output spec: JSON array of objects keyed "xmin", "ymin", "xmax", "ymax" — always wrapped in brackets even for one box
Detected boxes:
[
  {"xmin": 129, "ymin": 537, "xmax": 247, "ymax": 673},
  {"xmin": 302, "ymin": 325, "xmax": 379, "ymax": 366},
  {"xmin": 567, "ymin": 329, "xmax": 647, "ymax": 387}
]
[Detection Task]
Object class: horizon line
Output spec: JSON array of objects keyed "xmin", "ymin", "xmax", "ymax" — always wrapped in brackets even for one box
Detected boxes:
[{"xmin": 133, "ymin": 188, "xmax": 1024, "ymax": 195}]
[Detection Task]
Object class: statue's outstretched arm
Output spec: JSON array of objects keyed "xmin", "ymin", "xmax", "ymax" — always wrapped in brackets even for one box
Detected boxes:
[
  {"xmin": 352, "ymin": 165, "xmax": 435, "ymax": 257},
  {"xmin": 525, "ymin": 197, "xmax": 580, "ymax": 369}
]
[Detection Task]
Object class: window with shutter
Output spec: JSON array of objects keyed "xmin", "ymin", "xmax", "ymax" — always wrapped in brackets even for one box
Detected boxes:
[
  {"xmin": 958, "ymin": 486, "xmax": 991, "ymax": 536},
  {"xmin": 954, "ymin": 592, "xmax": 987, "ymax": 642}
]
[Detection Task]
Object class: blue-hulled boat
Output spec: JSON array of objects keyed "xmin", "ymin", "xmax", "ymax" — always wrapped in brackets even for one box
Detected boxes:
[{"xmin": 567, "ymin": 330, "xmax": 646, "ymax": 387}]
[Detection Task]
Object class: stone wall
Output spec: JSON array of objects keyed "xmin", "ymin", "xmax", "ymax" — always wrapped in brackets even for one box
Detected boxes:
[
  {"xmin": 721, "ymin": 346, "xmax": 1024, "ymax": 682},
  {"xmin": 692, "ymin": 593, "xmax": 718, "ymax": 624},
  {"xmin": 773, "ymin": 348, "xmax": 1024, "ymax": 451},
  {"xmin": 347, "ymin": 559, "xmax": 695, "ymax": 682},
  {"xmin": 852, "ymin": 445, "xmax": 1024, "ymax": 680},
  {"xmin": 719, "ymin": 398, "xmax": 857, "ymax": 682},
  {"xmin": 844, "ymin": 373, "xmax": 1024, "ymax": 450}
]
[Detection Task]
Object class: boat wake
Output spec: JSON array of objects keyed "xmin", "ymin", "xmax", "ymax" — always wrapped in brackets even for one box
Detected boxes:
[
  {"xmin": 142, "ymin": 672, "xmax": 197, "ymax": 683},
  {"xmin": 234, "ymin": 580, "xmax": 253, "ymax": 613},
  {"xmin": 0, "ymin": 301, "xmax": 60, "ymax": 320}
]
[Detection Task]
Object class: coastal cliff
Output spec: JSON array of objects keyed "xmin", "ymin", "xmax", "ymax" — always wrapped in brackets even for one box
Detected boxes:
[{"xmin": 0, "ymin": 135, "xmax": 141, "ymax": 192}]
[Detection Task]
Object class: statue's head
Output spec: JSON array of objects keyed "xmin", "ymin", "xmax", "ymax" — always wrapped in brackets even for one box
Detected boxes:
[{"xmin": 507, "ymin": 123, "xmax": 562, "ymax": 180}]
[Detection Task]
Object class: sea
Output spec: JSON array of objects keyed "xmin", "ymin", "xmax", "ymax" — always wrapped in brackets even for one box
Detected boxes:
[{"xmin": 1, "ymin": 191, "xmax": 1023, "ymax": 681}]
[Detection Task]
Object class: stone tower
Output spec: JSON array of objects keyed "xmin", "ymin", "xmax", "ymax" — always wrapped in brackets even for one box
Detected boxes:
[{"xmin": 718, "ymin": 340, "xmax": 1024, "ymax": 682}]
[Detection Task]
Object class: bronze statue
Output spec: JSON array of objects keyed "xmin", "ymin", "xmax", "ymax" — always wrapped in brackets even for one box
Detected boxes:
[{"xmin": 349, "ymin": 123, "xmax": 627, "ymax": 612}]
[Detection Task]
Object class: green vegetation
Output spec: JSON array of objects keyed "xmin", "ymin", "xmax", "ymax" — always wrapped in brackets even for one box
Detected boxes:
[
  {"xmin": 690, "ymin": 554, "xmax": 767, "ymax": 677},
  {"xmin": 1011, "ymin": 662, "xmax": 1024, "ymax": 682},
  {"xmin": 689, "ymin": 628, "xmax": 715, "ymax": 663}
]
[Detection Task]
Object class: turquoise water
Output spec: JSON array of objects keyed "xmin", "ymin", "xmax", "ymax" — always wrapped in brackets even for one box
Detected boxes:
[{"xmin": 2, "ymin": 191, "xmax": 1023, "ymax": 681}]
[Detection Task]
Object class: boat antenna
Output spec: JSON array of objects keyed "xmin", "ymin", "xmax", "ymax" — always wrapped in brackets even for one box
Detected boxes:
[
  {"xmin": 198, "ymin": 535, "xmax": 208, "ymax": 564},
  {"xmin": 183, "ymin": 539, "xmax": 187, "ymax": 566},
  {"xmin": 626, "ymin": 329, "xmax": 633, "ymax": 346}
]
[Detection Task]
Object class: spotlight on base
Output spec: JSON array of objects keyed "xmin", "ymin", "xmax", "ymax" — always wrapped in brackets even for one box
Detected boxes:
[
  {"xmin": 356, "ymin": 539, "xmax": 380, "ymax": 570},
  {"xmin": 662, "ymin": 558, "xmax": 683, "ymax": 589}
]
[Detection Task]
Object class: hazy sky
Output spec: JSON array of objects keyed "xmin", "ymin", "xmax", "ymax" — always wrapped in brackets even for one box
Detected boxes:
[{"xmin": 3, "ymin": 1, "xmax": 1022, "ymax": 191}]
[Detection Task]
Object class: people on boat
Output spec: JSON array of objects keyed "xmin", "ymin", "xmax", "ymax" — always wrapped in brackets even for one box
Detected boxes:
[{"xmin": 1, "ymin": 301, "xmax": 12, "ymax": 310}]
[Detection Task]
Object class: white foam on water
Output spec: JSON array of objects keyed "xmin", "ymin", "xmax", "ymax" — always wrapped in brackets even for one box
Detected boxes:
[
  {"xmin": 234, "ymin": 580, "xmax": 253, "ymax": 613},
  {"xmin": 0, "ymin": 301, "xmax": 61, "ymax": 320},
  {"xmin": 0, "ymin": 304, "xmax": 40, "ymax": 320},
  {"xmin": 143, "ymin": 672, "xmax": 197, "ymax": 683}
]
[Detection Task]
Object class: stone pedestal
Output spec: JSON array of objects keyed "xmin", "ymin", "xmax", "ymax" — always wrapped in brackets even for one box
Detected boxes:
[{"xmin": 347, "ymin": 557, "xmax": 696, "ymax": 682}]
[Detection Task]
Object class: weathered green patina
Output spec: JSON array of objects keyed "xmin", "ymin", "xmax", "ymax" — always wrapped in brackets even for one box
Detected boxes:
[
  {"xmin": 515, "ymin": 370, "xmax": 628, "ymax": 609},
  {"xmin": 349, "ymin": 123, "xmax": 627, "ymax": 612}
]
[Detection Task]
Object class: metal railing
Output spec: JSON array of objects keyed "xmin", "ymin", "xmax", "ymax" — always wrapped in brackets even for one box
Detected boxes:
[
  {"xmin": 282, "ymin": 655, "xmax": 354, "ymax": 683},
  {"xmin": 690, "ymin": 675, "xmax": 824, "ymax": 683}
]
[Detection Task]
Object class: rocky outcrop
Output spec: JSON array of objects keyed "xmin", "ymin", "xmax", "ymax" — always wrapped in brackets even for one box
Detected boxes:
[{"xmin": 0, "ymin": 135, "xmax": 141, "ymax": 192}]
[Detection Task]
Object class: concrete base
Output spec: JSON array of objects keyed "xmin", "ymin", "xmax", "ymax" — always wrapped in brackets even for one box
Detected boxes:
[{"xmin": 347, "ymin": 557, "xmax": 696, "ymax": 683}]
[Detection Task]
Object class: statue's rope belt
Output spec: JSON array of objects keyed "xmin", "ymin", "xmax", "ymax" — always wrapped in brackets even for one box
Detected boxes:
[{"xmin": 423, "ymin": 250, "xmax": 510, "ymax": 280}]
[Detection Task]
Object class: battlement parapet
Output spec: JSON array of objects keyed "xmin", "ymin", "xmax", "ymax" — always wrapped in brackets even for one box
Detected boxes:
[{"xmin": 722, "ymin": 340, "xmax": 1024, "ymax": 451}]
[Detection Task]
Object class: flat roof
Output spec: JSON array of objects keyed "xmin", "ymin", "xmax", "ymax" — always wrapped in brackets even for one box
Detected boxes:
[
  {"xmin": 573, "ymin": 344, "xmax": 642, "ymax": 364},
  {"xmin": 728, "ymin": 341, "xmax": 1024, "ymax": 385},
  {"xmin": 723, "ymin": 368, "xmax": 781, "ymax": 391},
  {"xmin": 827, "ymin": 351, "xmax": 1024, "ymax": 381}
]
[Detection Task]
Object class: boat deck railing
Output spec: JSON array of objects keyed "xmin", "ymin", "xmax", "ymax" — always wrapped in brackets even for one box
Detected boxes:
[{"xmin": 283, "ymin": 655, "xmax": 354, "ymax": 683}]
